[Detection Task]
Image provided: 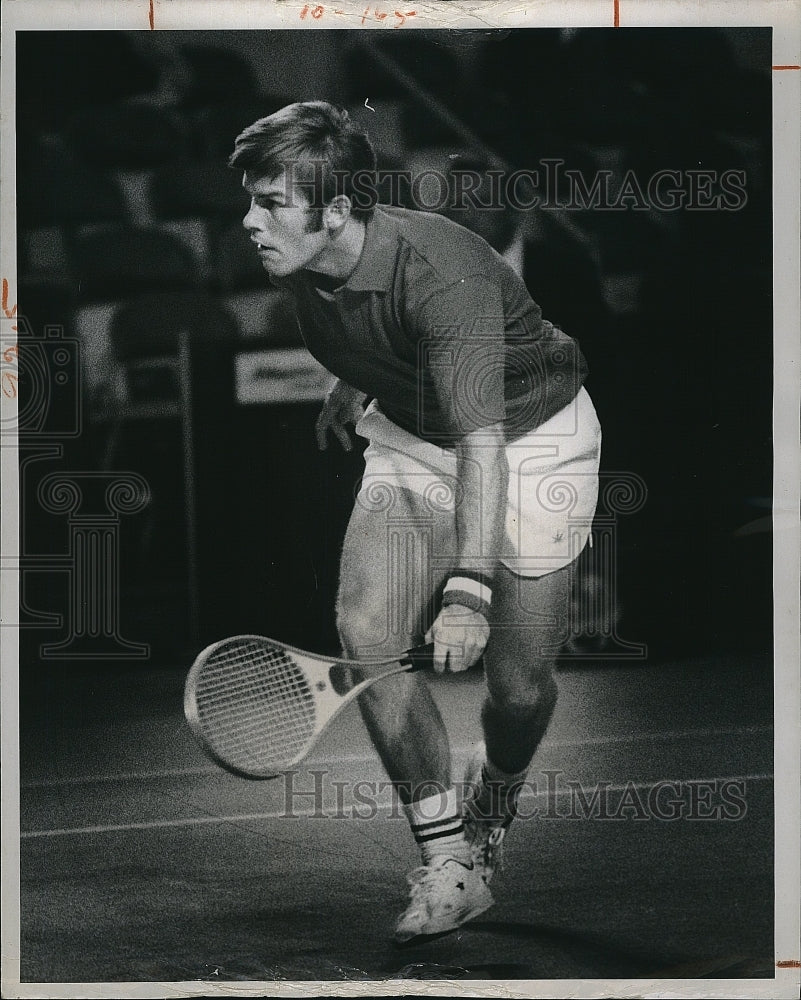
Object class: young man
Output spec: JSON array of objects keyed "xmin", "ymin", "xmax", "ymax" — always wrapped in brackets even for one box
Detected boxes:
[{"xmin": 229, "ymin": 102, "xmax": 601, "ymax": 942}]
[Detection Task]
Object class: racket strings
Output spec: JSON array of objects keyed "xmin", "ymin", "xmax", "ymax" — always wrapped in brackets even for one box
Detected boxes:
[{"xmin": 193, "ymin": 639, "xmax": 317, "ymax": 773}]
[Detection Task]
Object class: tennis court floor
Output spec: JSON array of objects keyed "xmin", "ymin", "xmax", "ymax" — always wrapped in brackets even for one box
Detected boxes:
[{"xmin": 17, "ymin": 654, "xmax": 775, "ymax": 984}]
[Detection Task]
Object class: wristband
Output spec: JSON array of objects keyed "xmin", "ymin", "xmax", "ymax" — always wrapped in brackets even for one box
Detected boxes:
[{"xmin": 441, "ymin": 571, "xmax": 492, "ymax": 619}]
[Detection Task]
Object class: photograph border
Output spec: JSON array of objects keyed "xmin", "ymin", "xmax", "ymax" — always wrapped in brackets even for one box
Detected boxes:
[{"xmin": 1, "ymin": 2, "xmax": 799, "ymax": 998}]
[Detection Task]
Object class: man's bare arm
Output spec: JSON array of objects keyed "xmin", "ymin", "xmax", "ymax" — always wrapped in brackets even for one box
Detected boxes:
[
  {"xmin": 426, "ymin": 422, "xmax": 508, "ymax": 673},
  {"xmin": 454, "ymin": 421, "xmax": 509, "ymax": 574}
]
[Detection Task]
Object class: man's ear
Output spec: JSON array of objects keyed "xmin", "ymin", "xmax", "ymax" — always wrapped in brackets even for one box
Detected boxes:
[{"xmin": 324, "ymin": 194, "xmax": 353, "ymax": 231}]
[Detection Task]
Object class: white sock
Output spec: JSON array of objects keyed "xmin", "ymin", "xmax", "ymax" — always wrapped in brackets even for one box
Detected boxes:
[{"xmin": 403, "ymin": 787, "xmax": 472, "ymax": 866}]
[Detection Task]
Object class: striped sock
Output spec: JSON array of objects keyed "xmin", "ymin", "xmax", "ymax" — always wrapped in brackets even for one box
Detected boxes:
[
  {"xmin": 470, "ymin": 757, "xmax": 528, "ymax": 828},
  {"xmin": 403, "ymin": 787, "xmax": 473, "ymax": 866}
]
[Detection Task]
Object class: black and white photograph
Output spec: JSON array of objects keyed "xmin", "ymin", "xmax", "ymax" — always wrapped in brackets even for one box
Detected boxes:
[{"xmin": 1, "ymin": 1, "xmax": 799, "ymax": 996}]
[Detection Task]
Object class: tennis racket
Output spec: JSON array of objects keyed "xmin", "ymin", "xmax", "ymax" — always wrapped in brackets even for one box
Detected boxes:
[{"xmin": 184, "ymin": 636, "xmax": 434, "ymax": 779}]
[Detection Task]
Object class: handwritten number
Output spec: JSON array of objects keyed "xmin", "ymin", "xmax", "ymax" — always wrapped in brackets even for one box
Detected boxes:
[
  {"xmin": 300, "ymin": 4, "xmax": 414, "ymax": 25},
  {"xmin": 2, "ymin": 372, "xmax": 18, "ymax": 399},
  {"xmin": 2, "ymin": 278, "xmax": 17, "ymax": 319}
]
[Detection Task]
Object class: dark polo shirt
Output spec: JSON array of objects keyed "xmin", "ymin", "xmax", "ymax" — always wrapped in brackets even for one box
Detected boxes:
[{"xmin": 278, "ymin": 205, "xmax": 588, "ymax": 446}]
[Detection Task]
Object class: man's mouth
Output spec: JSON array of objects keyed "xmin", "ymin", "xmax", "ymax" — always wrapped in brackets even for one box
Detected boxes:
[{"xmin": 252, "ymin": 239, "xmax": 276, "ymax": 254}]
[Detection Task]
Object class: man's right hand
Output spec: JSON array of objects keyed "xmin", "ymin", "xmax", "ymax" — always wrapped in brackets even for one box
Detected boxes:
[{"xmin": 315, "ymin": 380, "xmax": 367, "ymax": 451}]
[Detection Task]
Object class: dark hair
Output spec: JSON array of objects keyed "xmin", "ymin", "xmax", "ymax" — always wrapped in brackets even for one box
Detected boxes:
[{"xmin": 228, "ymin": 101, "xmax": 377, "ymax": 220}]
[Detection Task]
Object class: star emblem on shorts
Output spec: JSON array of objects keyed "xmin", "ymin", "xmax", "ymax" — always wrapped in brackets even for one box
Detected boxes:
[{"xmin": 553, "ymin": 531, "xmax": 564, "ymax": 543}]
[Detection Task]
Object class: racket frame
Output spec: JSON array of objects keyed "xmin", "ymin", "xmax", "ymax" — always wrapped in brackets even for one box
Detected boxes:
[{"xmin": 184, "ymin": 636, "xmax": 432, "ymax": 779}]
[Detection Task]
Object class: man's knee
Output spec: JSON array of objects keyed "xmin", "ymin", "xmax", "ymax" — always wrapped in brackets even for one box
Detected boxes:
[
  {"xmin": 337, "ymin": 598, "xmax": 393, "ymax": 658},
  {"xmin": 485, "ymin": 663, "xmax": 558, "ymax": 719},
  {"xmin": 357, "ymin": 669, "xmax": 418, "ymax": 714}
]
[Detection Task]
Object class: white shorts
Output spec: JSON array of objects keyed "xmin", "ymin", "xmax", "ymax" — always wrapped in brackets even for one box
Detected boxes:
[{"xmin": 355, "ymin": 388, "xmax": 602, "ymax": 578}]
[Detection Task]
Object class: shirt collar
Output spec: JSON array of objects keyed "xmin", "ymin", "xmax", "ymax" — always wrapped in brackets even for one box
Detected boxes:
[{"xmin": 342, "ymin": 207, "xmax": 399, "ymax": 292}]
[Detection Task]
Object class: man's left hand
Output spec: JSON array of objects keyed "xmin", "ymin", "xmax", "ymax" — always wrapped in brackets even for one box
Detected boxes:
[{"xmin": 425, "ymin": 604, "xmax": 490, "ymax": 674}]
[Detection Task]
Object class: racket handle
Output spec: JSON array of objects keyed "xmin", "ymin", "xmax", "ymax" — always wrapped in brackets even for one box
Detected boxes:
[{"xmin": 399, "ymin": 642, "xmax": 435, "ymax": 670}]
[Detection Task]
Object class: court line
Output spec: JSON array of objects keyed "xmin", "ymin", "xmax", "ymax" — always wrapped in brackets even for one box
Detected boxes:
[
  {"xmin": 22, "ymin": 764, "xmax": 221, "ymax": 788},
  {"xmin": 20, "ymin": 724, "xmax": 773, "ymax": 789},
  {"xmin": 21, "ymin": 772, "xmax": 773, "ymax": 839}
]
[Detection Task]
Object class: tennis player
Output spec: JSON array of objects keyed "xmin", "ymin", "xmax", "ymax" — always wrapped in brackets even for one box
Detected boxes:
[{"xmin": 230, "ymin": 102, "xmax": 601, "ymax": 942}]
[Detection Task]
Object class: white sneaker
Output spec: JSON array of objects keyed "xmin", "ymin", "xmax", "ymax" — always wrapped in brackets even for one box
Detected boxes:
[
  {"xmin": 462, "ymin": 747, "xmax": 509, "ymax": 885},
  {"xmin": 393, "ymin": 857, "xmax": 493, "ymax": 943}
]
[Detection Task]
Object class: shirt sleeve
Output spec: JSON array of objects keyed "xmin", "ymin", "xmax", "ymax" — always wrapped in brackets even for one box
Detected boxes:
[{"xmin": 415, "ymin": 276, "xmax": 507, "ymax": 438}]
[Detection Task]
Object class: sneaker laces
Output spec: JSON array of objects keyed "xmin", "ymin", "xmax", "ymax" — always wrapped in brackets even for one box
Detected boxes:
[
  {"xmin": 405, "ymin": 858, "xmax": 472, "ymax": 899},
  {"xmin": 464, "ymin": 811, "xmax": 506, "ymax": 873},
  {"xmin": 485, "ymin": 825, "xmax": 506, "ymax": 871}
]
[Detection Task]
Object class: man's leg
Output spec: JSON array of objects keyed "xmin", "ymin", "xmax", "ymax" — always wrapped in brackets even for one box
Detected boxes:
[
  {"xmin": 336, "ymin": 484, "xmax": 493, "ymax": 938},
  {"xmin": 482, "ymin": 561, "xmax": 568, "ymax": 773},
  {"xmin": 336, "ymin": 484, "xmax": 455, "ymax": 799},
  {"xmin": 463, "ymin": 560, "xmax": 570, "ymax": 879}
]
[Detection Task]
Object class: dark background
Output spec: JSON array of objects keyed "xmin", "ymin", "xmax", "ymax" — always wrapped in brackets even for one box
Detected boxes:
[{"xmin": 15, "ymin": 28, "xmax": 773, "ymax": 672}]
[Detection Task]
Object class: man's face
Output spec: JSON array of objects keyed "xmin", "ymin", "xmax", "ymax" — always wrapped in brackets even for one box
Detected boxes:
[{"xmin": 242, "ymin": 169, "xmax": 328, "ymax": 277}]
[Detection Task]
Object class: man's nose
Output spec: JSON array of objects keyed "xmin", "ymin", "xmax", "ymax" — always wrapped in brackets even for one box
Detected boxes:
[{"xmin": 243, "ymin": 204, "xmax": 258, "ymax": 230}]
